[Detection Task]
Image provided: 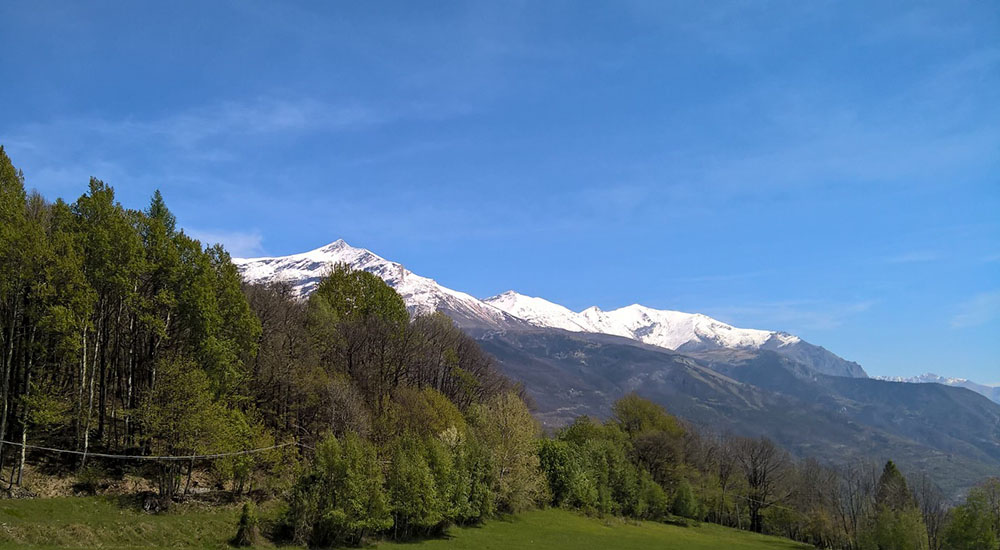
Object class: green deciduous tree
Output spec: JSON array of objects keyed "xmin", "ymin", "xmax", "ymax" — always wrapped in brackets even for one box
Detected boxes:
[
  {"xmin": 286, "ymin": 432, "xmax": 392, "ymax": 547},
  {"xmin": 387, "ymin": 435, "xmax": 444, "ymax": 538},
  {"xmin": 140, "ymin": 357, "xmax": 227, "ymax": 500},
  {"xmin": 943, "ymin": 487, "xmax": 999, "ymax": 550},
  {"xmin": 472, "ymin": 392, "xmax": 545, "ymax": 513}
]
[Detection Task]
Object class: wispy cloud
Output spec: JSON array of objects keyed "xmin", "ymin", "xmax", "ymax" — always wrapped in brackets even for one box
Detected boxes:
[
  {"xmin": 0, "ymin": 94, "xmax": 457, "ymax": 210},
  {"xmin": 153, "ymin": 98, "xmax": 381, "ymax": 146},
  {"xmin": 710, "ymin": 299, "xmax": 876, "ymax": 332},
  {"xmin": 951, "ymin": 291, "xmax": 1000, "ymax": 328},
  {"xmin": 7, "ymin": 96, "xmax": 383, "ymax": 154},
  {"xmin": 666, "ymin": 270, "xmax": 774, "ymax": 284},
  {"xmin": 187, "ymin": 228, "xmax": 265, "ymax": 258},
  {"xmin": 885, "ymin": 251, "xmax": 941, "ymax": 264}
]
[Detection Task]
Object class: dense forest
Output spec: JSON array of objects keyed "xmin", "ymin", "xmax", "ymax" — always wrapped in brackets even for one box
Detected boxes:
[{"xmin": 0, "ymin": 145, "xmax": 998, "ymax": 550}]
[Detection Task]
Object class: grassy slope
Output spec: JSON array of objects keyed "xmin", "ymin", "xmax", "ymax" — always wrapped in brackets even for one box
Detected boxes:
[
  {"xmin": 380, "ymin": 509, "xmax": 813, "ymax": 550},
  {"xmin": 0, "ymin": 497, "xmax": 812, "ymax": 550}
]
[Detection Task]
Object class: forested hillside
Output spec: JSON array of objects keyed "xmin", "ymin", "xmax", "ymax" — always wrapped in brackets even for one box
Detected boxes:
[{"xmin": 1, "ymin": 146, "xmax": 999, "ymax": 550}]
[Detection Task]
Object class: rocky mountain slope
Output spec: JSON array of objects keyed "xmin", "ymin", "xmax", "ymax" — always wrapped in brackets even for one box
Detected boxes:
[{"xmin": 478, "ymin": 329, "xmax": 1000, "ymax": 495}]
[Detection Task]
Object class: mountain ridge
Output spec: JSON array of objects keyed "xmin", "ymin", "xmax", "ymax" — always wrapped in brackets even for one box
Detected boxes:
[
  {"xmin": 875, "ymin": 373, "xmax": 1000, "ymax": 404},
  {"xmin": 234, "ymin": 239, "xmax": 865, "ymax": 378}
]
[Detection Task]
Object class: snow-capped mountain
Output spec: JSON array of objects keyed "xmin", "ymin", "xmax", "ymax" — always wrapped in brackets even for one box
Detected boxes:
[
  {"xmin": 485, "ymin": 291, "xmax": 800, "ymax": 351},
  {"xmin": 233, "ymin": 240, "xmax": 523, "ymax": 330},
  {"xmin": 234, "ymin": 239, "xmax": 866, "ymax": 377},
  {"xmin": 875, "ymin": 373, "xmax": 1000, "ymax": 404},
  {"xmin": 484, "ymin": 291, "xmax": 866, "ymax": 377}
]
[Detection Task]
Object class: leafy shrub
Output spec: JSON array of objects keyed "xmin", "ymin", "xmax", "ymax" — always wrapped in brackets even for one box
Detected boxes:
[
  {"xmin": 672, "ymin": 478, "xmax": 699, "ymax": 520},
  {"xmin": 233, "ymin": 501, "xmax": 260, "ymax": 547}
]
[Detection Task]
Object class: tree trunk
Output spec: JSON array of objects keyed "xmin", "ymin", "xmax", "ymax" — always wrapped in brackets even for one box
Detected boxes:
[
  {"xmin": 184, "ymin": 458, "xmax": 194, "ymax": 495},
  {"xmin": 78, "ymin": 327, "xmax": 86, "ymax": 445},
  {"xmin": 82, "ymin": 322, "xmax": 100, "ymax": 468},
  {"xmin": 0, "ymin": 301, "xmax": 20, "ymax": 469},
  {"xmin": 14, "ymin": 327, "xmax": 34, "ymax": 487}
]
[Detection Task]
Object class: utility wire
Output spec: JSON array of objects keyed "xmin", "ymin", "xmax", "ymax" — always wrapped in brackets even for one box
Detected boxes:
[{"xmin": 0, "ymin": 439, "xmax": 300, "ymax": 461}]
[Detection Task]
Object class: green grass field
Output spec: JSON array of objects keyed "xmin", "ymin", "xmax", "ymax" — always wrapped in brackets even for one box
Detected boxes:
[{"xmin": 0, "ymin": 497, "xmax": 812, "ymax": 550}]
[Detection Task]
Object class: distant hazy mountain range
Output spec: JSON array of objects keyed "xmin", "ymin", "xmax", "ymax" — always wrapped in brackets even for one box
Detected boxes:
[
  {"xmin": 235, "ymin": 240, "xmax": 1000, "ymax": 496},
  {"xmin": 875, "ymin": 373, "xmax": 1000, "ymax": 404},
  {"xmin": 234, "ymin": 240, "xmax": 866, "ymax": 378}
]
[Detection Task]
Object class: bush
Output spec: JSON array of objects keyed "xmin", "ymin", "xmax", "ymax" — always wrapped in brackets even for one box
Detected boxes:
[
  {"xmin": 637, "ymin": 473, "xmax": 669, "ymax": 521},
  {"xmin": 233, "ymin": 501, "xmax": 260, "ymax": 547},
  {"xmin": 73, "ymin": 464, "xmax": 109, "ymax": 495},
  {"xmin": 672, "ymin": 478, "xmax": 699, "ymax": 520}
]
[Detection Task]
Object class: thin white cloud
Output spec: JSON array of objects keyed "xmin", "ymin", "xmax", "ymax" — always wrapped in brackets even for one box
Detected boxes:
[
  {"xmin": 709, "ymin": 299, "xmax": 876, "ymax": 332},
  {"xmin": 951, "ymin": 291, "xmax": 1000, "ymax": 328},
  {"xmin": 150, "ymin": 98, "xmax": 381, "ymax": 146},
  {"xmin": 9, "ymin": 97, "xmax": 381, "ymax": 151},
  {"xmin": 187, "ymin": 228, "xmax": 265, "ymax": 258},
  {"xmin": 665, "ymin": 270, "xmax": 774, "ymax": 284},
  {"xmin": 885, "ymin": 251, "xmax": 941, "ymax": 264}
]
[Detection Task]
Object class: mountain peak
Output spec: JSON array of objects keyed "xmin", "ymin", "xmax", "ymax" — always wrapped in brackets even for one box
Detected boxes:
[
  {"xmin": 235, "ymin": 239, "xmax": 520, "ymax": 329},
  {"xmin": 235, "ymin": 239, "xmax": 866, "ymax": 378},
  {"xmin": 323, "ymin": 238, "xmax": 349, "ymax": 249}
]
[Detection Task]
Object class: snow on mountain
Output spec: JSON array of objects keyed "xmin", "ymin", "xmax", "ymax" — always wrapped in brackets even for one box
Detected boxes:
[
  {"xmin": 235, "ymin": 239, "xmax": 866, "ymax": 377},
  {"xmin": 875, "ymin": 373, "xmax": 1000, "ymax": 404},
  {"xmin": 233, "ymin": 240, "xmax": 520, "ymax": 329},
  {"xmin": 485, "ymin": 291, "xmax": 596, "ymax": 332},
  {"xmin": 485, "ymin": 291, "xmax": 801, "ymax": 353}
]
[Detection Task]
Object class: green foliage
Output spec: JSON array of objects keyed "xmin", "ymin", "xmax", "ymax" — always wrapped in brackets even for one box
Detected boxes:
[
  {"xmin": 309, "ymin": 262, "xmax": 409, "ymax": 329},
  {"xmin": 285, "ymin": 433, "xmax": 392, "ymax": 547},
  {"xmin": 637, "ymin": 472, "xmax": 669, "ymax": 521},
  {"xmin": 232, "ymin": 501, "xmax": 260, "ymax": 547},
  {"xmin": 876, "ymin": 461, "xmax": 914, "ymax": 512},
  {"xmin": 140, "ymin": 357, "xmax": 230, "ymax": 498},
  {"xmin": 387, "ymin": 436, "xmax": 445, "ymax": 537},
  {"xmin": 613, "ymin": 393, "xmax": 684, "ymax": 438},
  {"xmin": 472, "ymin": 392, "xmax": 545, "ymax": 513},
  {"xmin": 943, "ymin": 489, "xmax": 998, "ymax": 550},
  {"xmin": 141, "ymin": 358, "xmax": 225, "ymax": 457},
  {"xmin": 210, "ymin": 409, "xmax": 285, "ymax": 494},
  {"xmin": 389, "ymin": 386, "xmax": 467, "ymax": 439},
  {"xmin": 860, "ymin": 505, "xmax": 928, "ymax": 550},
  {"xmin": 538, "ymin": 439, "xmax": 575, "ymax": 507},
  {"xmin": 672, "ymin": 478, "xmax": 699, "ymax": 520},
  {"xmin": 450, "ymin": 429, "xmax": 497, "ymax": 524},
  {"xmin": 850, "ymin": 461, "xmax": 930, "ymax": 550}
]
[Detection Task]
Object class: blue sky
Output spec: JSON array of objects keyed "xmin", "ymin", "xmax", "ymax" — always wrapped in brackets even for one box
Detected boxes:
[{"xmin": 1, "ymin": 1, "xmax": 998, "ymax": 381}]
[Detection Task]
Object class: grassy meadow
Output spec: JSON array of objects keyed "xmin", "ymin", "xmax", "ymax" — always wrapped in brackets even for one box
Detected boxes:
[{"xmin": 0, "ymin": 497, "xmax": 811, "ymax": 550}]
